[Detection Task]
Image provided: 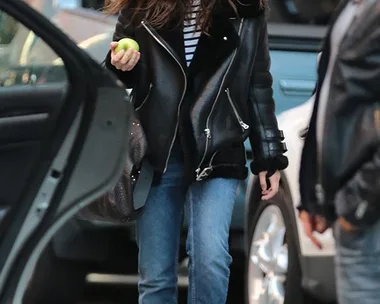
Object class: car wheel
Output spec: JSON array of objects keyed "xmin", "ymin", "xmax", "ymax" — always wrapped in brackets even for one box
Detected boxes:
[{"xmin": 245, "ymin": 188, "xmax": 303, "ymax": 304}]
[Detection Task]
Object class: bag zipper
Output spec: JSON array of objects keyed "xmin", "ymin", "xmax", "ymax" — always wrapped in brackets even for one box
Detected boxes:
[
  {"xmin": 135, "ymin": 83, "xmax": 153, "ymax": 111},
  {"xmin": 225, "ymin": 88, "xmax": 250, "ymax": 131},
  {"xmin": 141, "ymin": 21, "xmax": 187, "ymax": 173},
  {"xmin": 195, "ymin": 18, "xmax": 244, "ymax": 181}
]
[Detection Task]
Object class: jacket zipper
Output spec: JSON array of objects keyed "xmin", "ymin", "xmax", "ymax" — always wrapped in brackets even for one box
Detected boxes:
[
  {"xmin": 225, "ymin": 88, "xmax": 250, "ymax": 131},
  {"xmin": 195, "ymin": 18, "xmax": 244, "ymax": 181},
  {"xmin": 141, "ymin": 21, "xmax": 187, "ymax": 173},
  {"xmin": 316, "ymin": 126, "xmax": 325, "ymax": 205},
  {"xmin": 135, "ymin": 83, "xmax": 153, "ymax": 111}
]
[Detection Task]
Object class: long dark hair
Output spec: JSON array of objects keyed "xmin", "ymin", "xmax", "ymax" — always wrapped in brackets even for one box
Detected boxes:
[{"xmin": 104, "ymin": 0, "xmax": 265, "ymax": 32}]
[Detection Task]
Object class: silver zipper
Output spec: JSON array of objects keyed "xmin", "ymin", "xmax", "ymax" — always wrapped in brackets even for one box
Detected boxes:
[
  {"xmin": 195, "ymin": 19, "xmax": 244, "ymax": 181},
  {"xmin": 195, "ymin": 151, "xmax": 218, "ymax": 181},
  {"xmin": 141, "ymin": 20, "xmax": 187, "ymax": 173},
  {"xmin": 135, "ymin": 83, "xmax": 153, "ymax": 111},
  {"xmin": 225, "ymin": 88, "xmax": 249, "ymax": 131}
]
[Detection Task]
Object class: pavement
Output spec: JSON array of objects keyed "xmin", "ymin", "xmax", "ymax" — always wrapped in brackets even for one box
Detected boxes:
[{"xmin": 80, "ymin": 263, "xmax": 244, "ymax": 303}]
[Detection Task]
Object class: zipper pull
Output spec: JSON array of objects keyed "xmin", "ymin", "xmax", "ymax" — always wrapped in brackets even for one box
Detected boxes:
[
  {"xmin": 239, "ymin": 121, "xmax": 250, "ymax": 130},
  {"xmin": 315, "ymin": 184, "xmax": 325, "ymax": 205},
  {"xmin": 204, "ymin": 128, "xmax": 211, "ymax": 138},
  {"xmin": 195, "ymin": 166, "xmax": 213, "ymax": 181}
]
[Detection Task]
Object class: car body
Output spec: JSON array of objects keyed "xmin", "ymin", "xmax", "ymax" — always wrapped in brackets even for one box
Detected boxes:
[
  {"xmin": 0, "ymin": 0, "xmax": 131, "ymax": 303},
  {"xmin": 244, "ymin": 70, "xmax": 337, "ymax": 303}
]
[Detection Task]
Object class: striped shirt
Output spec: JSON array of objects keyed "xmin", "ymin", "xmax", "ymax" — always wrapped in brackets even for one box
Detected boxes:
[{"xmin": 184, "ymin": 1, "xmax": 201, "ymax": 67}]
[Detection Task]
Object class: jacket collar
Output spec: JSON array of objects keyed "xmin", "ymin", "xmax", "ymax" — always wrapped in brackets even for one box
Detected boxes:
[{"xmin": 151, "ymin": 1, "xmax": 264, "ymax": 74}]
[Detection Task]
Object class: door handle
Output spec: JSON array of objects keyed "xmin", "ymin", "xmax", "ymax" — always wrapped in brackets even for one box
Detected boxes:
[{"xmin": 279, "ymin": 79, "xmax": 315, "ymax": 96}]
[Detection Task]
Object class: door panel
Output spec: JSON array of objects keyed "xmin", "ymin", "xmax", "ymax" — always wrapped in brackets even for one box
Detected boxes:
[
  {"xmin": 0, "ymin": 1, "xmax": 131, "ymax": 301},
  {"xmin": 0, "ymin": 9, "xmax": 68, "ymax": 220},
  {"xmin": 0, "ymin": 86, "xmax": 66, "ymax": 140}
]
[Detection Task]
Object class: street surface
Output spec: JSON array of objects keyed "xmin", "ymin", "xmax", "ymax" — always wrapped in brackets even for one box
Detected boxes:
[{"xmin": 80, "ymin": 266, "xmax": 244, "ymax": 303}]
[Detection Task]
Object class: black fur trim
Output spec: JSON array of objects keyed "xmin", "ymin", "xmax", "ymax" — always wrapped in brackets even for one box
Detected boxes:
[{"xmin": 208, "ymin": 164, "xmax": 248, "ymax": 180}]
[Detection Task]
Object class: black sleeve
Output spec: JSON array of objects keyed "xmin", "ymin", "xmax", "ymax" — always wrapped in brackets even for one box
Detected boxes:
[
  {"xmin": 335, "ymin": 146, "xmax": 380, "ymax": 228},
  {"xmin": 248, "ymin": 17, "xmax": 288, "ymax": 175},
  {"xmin": 104, "ymin": 6, "xmax": 139, "ymax": 88}
]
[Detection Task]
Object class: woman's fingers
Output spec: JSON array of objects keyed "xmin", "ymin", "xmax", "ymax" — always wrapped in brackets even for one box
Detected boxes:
[
  {"xmin": 110, "ymin": 41, "xmax": 118, "ymax": 51},
  {"xmin": 258, "ymin": 171, "xmax": 268, "ymax": 192},
  {"xmin": 120, "ymin": 49, "xmax": 133, "ymax": 65},
  {"xmin": 111, "ymin": 49, "xmax": 125, "ymax": 67},
  {"xmin": 111, "ymin": 48, "xmax": 140, "ymax": 71},
  {"xmin": 124, "ymin": 51, "xmax": 140, "ymax": 71}
]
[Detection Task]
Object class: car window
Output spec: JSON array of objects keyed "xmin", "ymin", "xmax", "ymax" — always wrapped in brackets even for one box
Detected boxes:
[
  {"xmin": 0, "ymin": 12, "xmax": 19, "ymax": 45},
  {"xmin": 268, "ymin": 0, "xmax": 339, "ymax": 25},
  {"xmin": 0, "ymin": 10, "xmax": 67, "ymax": 87},
  {"xmin": 81, "ymin": 0, "xmax": 105, "ymax": 11}
]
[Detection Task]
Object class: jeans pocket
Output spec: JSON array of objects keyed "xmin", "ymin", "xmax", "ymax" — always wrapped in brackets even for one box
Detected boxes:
[{"xmin": 335, "ymin": 219, "xmax": 380, "ymax": 255}]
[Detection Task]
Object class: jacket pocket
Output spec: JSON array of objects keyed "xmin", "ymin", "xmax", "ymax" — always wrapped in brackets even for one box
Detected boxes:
[
  {"xmin": 135, "ymin": 83, "xmax": 153, "ymax": 111},
  {"xmin": 225, "ymin": 88, "xmax": 250, "ymax": 132}
]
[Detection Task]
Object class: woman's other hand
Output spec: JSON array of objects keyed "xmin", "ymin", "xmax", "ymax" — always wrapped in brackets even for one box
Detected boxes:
[
  {"xmin": 110, "ymin": 41, "xmax": 140, "ymax": 71},
  {"xmin": 259, "ymin": 170, "xmax": 281, "ymax": 200}
]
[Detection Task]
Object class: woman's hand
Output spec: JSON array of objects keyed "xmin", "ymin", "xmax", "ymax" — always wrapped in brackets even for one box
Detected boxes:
[
  {"xmin": 299, "ymin": 210, "xmax": 327, "ymax": 249},
  {"xmin": 110, "ymin": 41, "xmax": 140, "ymax": 71},
  {"xmin": 258, "ymin": 170, "xmax": 281, "ymax": 200},
  {"xmin": 338, "ymin": 216, "xmax": 357, "ymax": 232}
]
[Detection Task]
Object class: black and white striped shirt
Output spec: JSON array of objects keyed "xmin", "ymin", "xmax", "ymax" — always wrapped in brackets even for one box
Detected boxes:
[{"xmin": 184, "ymin": 1, "xmax": 201, "ymax": 67}]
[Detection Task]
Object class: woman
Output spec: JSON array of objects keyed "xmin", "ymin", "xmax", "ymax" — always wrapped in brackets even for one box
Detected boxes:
[{"xmin": 105, "ymin": 0, "xmax": 288, "ymax": 303}]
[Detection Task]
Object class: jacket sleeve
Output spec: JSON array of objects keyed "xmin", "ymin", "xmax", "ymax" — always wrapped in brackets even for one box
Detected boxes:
[
  {"xmin": 248, "ymin": 17, "xmax": 288, "ymax": 175},
  {"xmin": 335, "ymin": 147, "xmax": 380, "ymax": 228},
  {"xmin": 104, "ymin": 6, "xmax": 139, "ymax": 88}
]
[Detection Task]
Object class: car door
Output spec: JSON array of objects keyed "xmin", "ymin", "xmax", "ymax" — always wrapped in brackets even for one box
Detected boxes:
[{"xmin": 0, "ymin": 1, "xmax": 131, "ymax": 302}]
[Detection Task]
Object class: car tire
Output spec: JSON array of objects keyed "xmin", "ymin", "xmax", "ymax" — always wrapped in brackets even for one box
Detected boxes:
[{"xmin": 245, "ymin": 187, "xmax": 304, "ymax": 304}]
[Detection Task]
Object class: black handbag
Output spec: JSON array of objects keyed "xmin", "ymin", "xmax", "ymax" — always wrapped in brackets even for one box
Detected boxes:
[{"xmin": 76, "ymin": 103, "xmax": 154, "ymax": 224}]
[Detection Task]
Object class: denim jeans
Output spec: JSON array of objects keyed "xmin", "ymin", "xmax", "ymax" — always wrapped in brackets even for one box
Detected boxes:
[
  {"xmin": 334, "ymin": 219, "xmax": 380, "ymax": 304},
  {"xmin": 136, "ymin": 145, "xmax": 239, "ymax": 304}
]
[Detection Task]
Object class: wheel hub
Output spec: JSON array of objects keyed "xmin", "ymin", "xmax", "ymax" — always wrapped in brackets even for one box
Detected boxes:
[{"xmin": 248, "ymin": 205, "xmax": 288, "ymax": 304}]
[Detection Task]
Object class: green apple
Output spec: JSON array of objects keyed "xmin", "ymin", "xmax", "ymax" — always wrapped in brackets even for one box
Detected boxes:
[{"xmin": 115, "ymin": 38, "xmax": 140, "ymax": 53}]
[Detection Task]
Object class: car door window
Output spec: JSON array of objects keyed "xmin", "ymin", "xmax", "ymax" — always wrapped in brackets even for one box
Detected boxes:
[
  {"xmin": 0, "ymin": 10, "xmax": 67, "ymax": 87},
  {"xmin": 268, "ymin": 0, "xmax": 339, "ymax": 25},
  {"xmin": 0, "ymin": 12, "xmax": 18, "ymax": 45},
  {"xmin": 0, "ymin": 8, "xmax": 68, "ymax": 221}
]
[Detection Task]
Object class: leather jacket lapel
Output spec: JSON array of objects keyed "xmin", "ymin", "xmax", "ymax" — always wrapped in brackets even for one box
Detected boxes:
[{"xmin": 188, "ymin": 15, "xmax": 240, "ymax": 78}]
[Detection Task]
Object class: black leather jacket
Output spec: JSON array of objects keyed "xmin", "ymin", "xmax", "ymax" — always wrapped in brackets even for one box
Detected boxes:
[
  {"xmin": 106, "ymin": 0, "xmax": 288, "ymax": 182},
  {"xmin": 300, "ymin": 0, "xmax": 380, "ymax": 227}
]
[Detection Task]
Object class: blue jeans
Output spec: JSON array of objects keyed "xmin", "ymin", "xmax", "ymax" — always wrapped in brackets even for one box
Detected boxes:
[
  {"xmin": 334, "ymin": 219, "xmax": 380, "ymax": 304},
  {"xmin": 136, "ymin": 147, "xmax": 239, "ymax": 304}
]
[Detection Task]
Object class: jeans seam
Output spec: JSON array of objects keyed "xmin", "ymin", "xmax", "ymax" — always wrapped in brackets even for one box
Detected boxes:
[{"xmin": 188, "ymin": 186, "xmax": 196, "ymax": 304}]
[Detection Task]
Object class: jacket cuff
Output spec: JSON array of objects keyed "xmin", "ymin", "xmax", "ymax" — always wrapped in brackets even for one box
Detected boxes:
[
  {"xmin": 250, "ymin": 154, "xmax": 288, "ymax": 175},
  {"xmin": 104, "ymin": 51, "xmax": 137, "ymax": 89},
  {"xmin": 342, "ymin": 209, "xmax": 380, "ymax": 229},
  {"xmin": 335, "ymin": 190, "xmax": 380, "ymax": 229}
]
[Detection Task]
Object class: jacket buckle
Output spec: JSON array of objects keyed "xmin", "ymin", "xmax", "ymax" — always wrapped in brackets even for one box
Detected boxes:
[{"xmin": 195, "ymin": 166, "xmax": 213, "ymax": 181}]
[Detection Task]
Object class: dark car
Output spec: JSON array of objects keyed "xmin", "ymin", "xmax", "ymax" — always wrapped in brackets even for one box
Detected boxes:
[{"xmin": 0, "ymin": 0, "xmax": 132, "ymax": 303}]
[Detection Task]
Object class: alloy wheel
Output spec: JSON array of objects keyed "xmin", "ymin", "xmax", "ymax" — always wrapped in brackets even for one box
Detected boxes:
[{"xmin": 247, "ymin": 205, "xmax": 288, "ymax": 304}]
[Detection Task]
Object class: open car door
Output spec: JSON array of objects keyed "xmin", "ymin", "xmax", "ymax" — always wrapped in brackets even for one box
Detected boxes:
[{"xmin": 0, "ymin": 1, "xmax": 131, "ymax": 302}]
